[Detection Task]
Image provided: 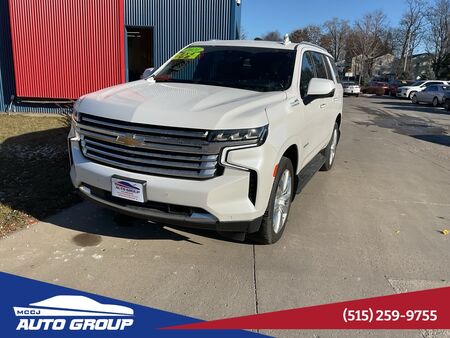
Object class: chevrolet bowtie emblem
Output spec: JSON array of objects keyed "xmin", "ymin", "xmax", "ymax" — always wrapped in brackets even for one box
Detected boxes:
[{"xmin": 116, "ymin": 134, "xmax": 146, "ymax": 147}]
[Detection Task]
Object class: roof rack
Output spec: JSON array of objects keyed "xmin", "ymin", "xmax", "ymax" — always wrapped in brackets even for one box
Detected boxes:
[{"xmin": 299, "ymin": 41, "xmax": 328, "ymax": 53}]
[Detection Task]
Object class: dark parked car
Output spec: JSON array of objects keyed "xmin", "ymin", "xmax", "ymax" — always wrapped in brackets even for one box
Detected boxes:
[
  {"xmin": 362, "ymin": 81, "xmax": 390, "ymax": 96},
  {"xmin": 389, "ymin": 80, "xmax": 415, "ymax": 97},
  {"xmin": 443, "ymin": 91, "xmax": 450, "ymax": 111}
]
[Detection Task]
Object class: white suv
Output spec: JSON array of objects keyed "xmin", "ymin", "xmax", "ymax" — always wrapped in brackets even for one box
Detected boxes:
[
  {"xmin": 69, "ymin": 40, "xmax": 343, "ymax": 244},
  {"xmin": 396, "ymin": 80, "xmax": 449, "ymax": 99}
]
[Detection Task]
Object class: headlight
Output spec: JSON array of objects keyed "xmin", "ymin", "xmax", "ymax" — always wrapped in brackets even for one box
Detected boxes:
[
  {"xmin": 72, "ymin": 97, "xmax": 85, "ymax": 123},
  {"xmin": 209, "ymin": 125, "xmax": 268, "ymax": 144},
  {"xmin": 71, "ymin": 109, "xmax": 80, "ymax": 123}
]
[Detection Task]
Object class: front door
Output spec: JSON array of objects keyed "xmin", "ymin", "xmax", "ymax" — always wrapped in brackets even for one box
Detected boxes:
[{"xmin": 296, "ymin": 51, "xmax": 327, "ymax": 165}]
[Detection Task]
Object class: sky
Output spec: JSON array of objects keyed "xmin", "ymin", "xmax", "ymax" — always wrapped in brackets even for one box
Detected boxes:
[{"xmin": 241, "ymin": 0, "xmax": 417, "ymax": 39}]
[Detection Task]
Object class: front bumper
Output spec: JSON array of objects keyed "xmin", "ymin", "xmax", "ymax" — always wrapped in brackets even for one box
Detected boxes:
[
  {"xmin": 396, "ymin": 91, "xmax": 408, "ymax": 98},
  {"xmin": 69, "ymin": 128, "xmax": 277, "ymax": 232},
  {"xmin": 78, "ymin": 185, "xmax": 262, "ymax": 232}
]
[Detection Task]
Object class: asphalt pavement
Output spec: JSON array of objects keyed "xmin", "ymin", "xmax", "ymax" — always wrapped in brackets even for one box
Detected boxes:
[{"xmin": 1, "ymin": 96, "xmax": 449, "ymax": 338}]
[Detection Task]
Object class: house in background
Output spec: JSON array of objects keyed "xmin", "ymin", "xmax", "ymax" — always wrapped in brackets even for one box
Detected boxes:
[
  {"xmin": 410, "ymin": 53, "xmax": 434, "ymax": 80},
  {"xmin": 351, "ymin": 53, "xmax": 395, "ymax": 83}
]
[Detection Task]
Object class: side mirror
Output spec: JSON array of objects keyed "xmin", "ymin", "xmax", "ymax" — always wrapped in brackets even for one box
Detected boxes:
[
  {"xmin": 304, "ymin": 78, "xmax": 336, "ymax": 104},
  {"xmin": 141, "ymin": 67, "xmax": 155, "ymax": 79}
]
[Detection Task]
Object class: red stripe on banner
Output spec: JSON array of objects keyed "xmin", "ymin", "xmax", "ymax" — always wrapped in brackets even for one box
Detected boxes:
[{"xmin": 162, "ymin": 287, "xmax": 450, "ymax": 330}]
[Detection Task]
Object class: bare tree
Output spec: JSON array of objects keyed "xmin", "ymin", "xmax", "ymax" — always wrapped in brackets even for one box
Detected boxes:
[
  {"xmin": 396, "ymin": 0, "xmax": 426, "ymax": 75},
  {"xmin": 289, "ymin": 25, "xmax": 323, "ymax": 44},
  {"xmin": 322, "ymin": 18, "xmax": 350, "ymax": 61},
  {"xmin": 425, "ymin": 0, "xmax": 450, "ymax": 78},
  {"xmin": 261, "ymin": 31, "xmax": 282, "ymax": 41},
  {"xmin": 348, "ymin": 10, "xmax": 390, "ymax": 83},
  {"xmin": 239, "ymin": 27, "xmax": 248, "ymax": 40}
]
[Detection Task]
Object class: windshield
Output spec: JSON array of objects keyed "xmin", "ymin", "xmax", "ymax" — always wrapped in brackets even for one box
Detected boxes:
[
  {"xmin": 411, "ymin": 81, "xmax": 425, "ymax": 86},
  {"xmin": 152, "ymin": 46, "xmax": 296, "ymax": 92}
]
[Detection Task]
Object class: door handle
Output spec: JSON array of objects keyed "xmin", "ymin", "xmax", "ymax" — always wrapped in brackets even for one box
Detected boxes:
[
  {"xmin": 320, "ymin": 104, "xmax": 326, "ymax": 109},
  {"xmin": 290, "ymin": 99, "xmax": 300, "ymax": 107}
]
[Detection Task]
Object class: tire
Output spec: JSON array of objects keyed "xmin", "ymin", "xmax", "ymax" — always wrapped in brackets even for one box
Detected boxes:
[
  {"xmin": 253, "ymin": 157, "xmax": 294, "ymax": 244},
  {"xmin": 320, "ymin": 123, "xmax": 340, "ymax": 171},
  {"xmin": 409, "ymin": 91, "xmax": 416, "ymax": 100},
  {"xmin": 445, "ymin": 99, "xmax": 450, "ymax": 111},
  {"xmin": 411, "ymin": 94, "xmax": 418, "ymax": 104},
  {"xmin": 432, "ymin": 97, "xmax": 439, "ymax": 107}
]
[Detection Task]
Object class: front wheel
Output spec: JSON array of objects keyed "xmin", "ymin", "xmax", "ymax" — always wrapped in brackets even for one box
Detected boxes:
[
  {"xmin": 253, "ymin": 157, "xmax": 294, "ymax": 244},
  {"xmin": 444, "ymin": 99, "xmax": 450, "ymax": 111},
  {"xmin": 432, "ymin": 97, "xmax": 439, "ymax": 107},
  {"xmin": 411, "ymin": 94, "xmax": 418, "ymax": 104},
  {"xmin": 409, "ymin": 91, "xmax": 416, "ymax": 100},
  {"xmin": 320, "ymin": 123, "xmax": 340, "ymax": 171}
]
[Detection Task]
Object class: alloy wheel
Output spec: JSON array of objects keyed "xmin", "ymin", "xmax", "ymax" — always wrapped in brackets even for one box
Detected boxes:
[
  {"xmin": 272, "ymin": 169, "xmax": 292, "ymax": 234},
  {"xmin": 329, "ymin": 128, "xmax": 338, "ymax": 165}
]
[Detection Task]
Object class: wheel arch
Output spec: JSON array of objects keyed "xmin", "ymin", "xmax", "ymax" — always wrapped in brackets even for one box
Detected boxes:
[
  {"xmin": 336, "ymin": 113, "xmax": 342, "ymax": 129},
  {"xmin": 282, "ymin": 144, "xmax": 299, "ymax": 176}
]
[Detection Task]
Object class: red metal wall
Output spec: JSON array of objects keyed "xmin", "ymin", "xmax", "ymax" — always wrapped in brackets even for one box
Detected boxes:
[{"xmin": 8, "ymin": 0, "xmax": 125, "ymax": 99}]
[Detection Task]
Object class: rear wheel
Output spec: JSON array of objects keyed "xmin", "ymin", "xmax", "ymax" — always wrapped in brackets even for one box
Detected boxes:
[
  {"xmin": 320, "ymin": 123, "xmax": 339, "ymax": 171},
  {"xmin": 253, "ymin": 157, "xmax": 294, "ymax": 244},
  {"xmin": 411, "ymin": 94, "xmax": 418, "ymax": 104},
  {"xmin": 432, "ymin": 97, "xmax": 439, "ymax": 107}
]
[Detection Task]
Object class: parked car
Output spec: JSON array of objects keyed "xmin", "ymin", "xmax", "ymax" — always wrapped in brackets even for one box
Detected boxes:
[
  {"xmin": 411, "ymin": 84, "xmax": 450, "ymax": 106},
  {"xmin": 389, "ymin": 80, "xmax": 415, "ymax": 97},
  {"xmin": 441, "ymin": 90, "xmax": 450, "ymax": 111},
  {"xmin": 342, "ymin": 81, "xmax": 360, "ymax": 96},
  {"xmin": 396, "ymin": 80, "xmax": 449, "ymax": 99},
  {"xmin": 362, "ymin": 81, "xmax": 389, "ymax": 96},
  {"xmin": 68, "ymin": 40, "xmax": 344, "ymax": 244}
]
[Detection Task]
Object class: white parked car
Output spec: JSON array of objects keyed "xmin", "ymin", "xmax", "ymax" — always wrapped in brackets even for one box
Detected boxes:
[
  {"xmin": 69, "ymin": 40, "xmax": 343, "ymax": 244},
  {"xmin": 396, "ymin": 80, "xmax": 449, "ymax": 99},
  {"xmin": 412, "ymin": 84, "xmax": 450, "ymax": 106},
  {"xmin": 342, "ymin": 81, "xmax": 360, "ymax": 96}
]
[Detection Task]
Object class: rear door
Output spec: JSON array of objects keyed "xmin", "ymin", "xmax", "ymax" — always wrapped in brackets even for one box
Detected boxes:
[{"xmin": 309, "ymin": 52, "xmax": 335, "ymax": 148}]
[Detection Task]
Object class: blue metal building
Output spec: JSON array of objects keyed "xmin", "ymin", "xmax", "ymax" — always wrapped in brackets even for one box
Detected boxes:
[
  {"xmin": 124, "ymin": 0, "xmax": 241, "ymax": 71},
  {"xmin": 0, "ymin": 0, "xmax": 242, "ymax": 113}
]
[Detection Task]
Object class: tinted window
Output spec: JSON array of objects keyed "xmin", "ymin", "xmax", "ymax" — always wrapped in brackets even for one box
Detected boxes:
[
  {"xmin": 154, "ymin": 46, "xmax": 296, "ymax": 92},
  {"xmin": 327, "ymin": 56, "xmax": 341, "ymax": 83},
  {"xmin": 322, "ymin": 55, "xmax": 334, "ymax": 80},
  {"xmin": 300, "ymin": 52, "xmax": 315, "ymax": 98},
  {"xmin": 412, "ymin": 81, "xmax": 425, "ymax": 87},
  {"xmin": 429, "ymin": 86, "xmax": 438, "ymax": 91},
  {"xmin": 311, "ymin": 52, "xmax": 328, "ymax": 79}
]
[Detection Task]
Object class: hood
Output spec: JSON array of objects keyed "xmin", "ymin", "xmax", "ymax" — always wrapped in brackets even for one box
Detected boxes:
[{"xmin": 78, "ymin": 80, "xmax": 287, "ymax": 130}]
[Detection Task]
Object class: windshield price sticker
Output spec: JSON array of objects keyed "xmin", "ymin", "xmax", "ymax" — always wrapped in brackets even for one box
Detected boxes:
[
  {"xmin": 172, "ymin": 47, "xmax": 204, "ymax": 60},
  {"xmin": 343, "ymin": 308, "xmax": 438, "ymax": 323}
]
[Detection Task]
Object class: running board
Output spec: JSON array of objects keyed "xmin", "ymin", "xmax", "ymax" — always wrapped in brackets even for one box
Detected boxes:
[{"xmin": 295, "ymin": 153, "xmax": 326, "ymax": 194}]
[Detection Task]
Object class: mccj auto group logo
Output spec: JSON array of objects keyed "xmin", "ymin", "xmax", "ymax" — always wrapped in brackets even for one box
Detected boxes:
[{"xmin": 13, "ymin": 295, "xmax": 134, "ymax": 331}]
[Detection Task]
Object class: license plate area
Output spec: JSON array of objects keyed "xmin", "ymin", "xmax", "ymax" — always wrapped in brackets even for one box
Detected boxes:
[{"xmin": 111, "ymin": 176, "xmax": 146, "ymax": 203}]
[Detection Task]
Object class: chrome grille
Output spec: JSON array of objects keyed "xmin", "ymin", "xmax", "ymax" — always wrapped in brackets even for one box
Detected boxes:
[{"xmin": 77, "ymin": 114, "xmax": 222, "ymax": 179}]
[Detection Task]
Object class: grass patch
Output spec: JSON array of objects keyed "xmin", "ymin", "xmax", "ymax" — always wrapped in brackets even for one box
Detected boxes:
[{"xmin": 0, "ymin": 114, "xmax": 80, "ymax": 236}]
